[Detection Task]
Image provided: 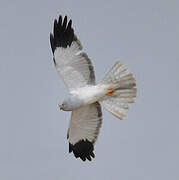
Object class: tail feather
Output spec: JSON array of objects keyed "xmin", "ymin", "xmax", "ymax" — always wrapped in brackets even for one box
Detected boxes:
[
  {"xmin": 100, "ymin": 61, "xmax": 137, "ymax": 120},
  {"xmin": 102, "ymin": 99, "xmax": 128, "ymax": 120}
]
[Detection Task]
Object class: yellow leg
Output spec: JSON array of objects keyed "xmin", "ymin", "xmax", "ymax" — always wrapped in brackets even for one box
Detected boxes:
[{"xmin": 106, "ymin": 89, "xmax": 115, "ymax": 96}]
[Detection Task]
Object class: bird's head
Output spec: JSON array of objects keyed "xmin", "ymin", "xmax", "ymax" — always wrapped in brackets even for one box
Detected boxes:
[{"xmin": 58, "ymin": 95, "xmax": 82, "ymax": 111}]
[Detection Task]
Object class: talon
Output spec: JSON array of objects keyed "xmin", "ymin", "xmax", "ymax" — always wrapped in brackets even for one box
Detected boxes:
[{"xmin": 106, "ymin": 89, "xmax": 115, "ymax": 96}]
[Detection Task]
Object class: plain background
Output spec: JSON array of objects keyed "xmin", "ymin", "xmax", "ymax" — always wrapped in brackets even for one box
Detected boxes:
[{"xmin": 0, "ymin": 0, "xmax": 179, "ymax": 179}]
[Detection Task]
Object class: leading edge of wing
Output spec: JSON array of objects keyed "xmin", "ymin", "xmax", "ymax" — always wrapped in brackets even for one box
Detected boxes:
[{"xmin": 50, "ymin": 15, "xmax": 75, "ymax": 54}]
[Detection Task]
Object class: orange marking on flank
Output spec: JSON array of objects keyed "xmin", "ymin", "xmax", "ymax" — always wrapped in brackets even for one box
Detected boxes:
[{"xmin": 106, "ymin": 89, "xmax": 115, "ymax": 96}]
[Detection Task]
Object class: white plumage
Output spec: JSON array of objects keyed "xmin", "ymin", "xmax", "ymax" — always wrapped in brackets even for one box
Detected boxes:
[
  {"xmin": 50, "ymin": 15, "xmax": 137, "ymax": 161},
  {"xmin": 54, "ymin": 41, "xmax": 95, "ymax": 90},
  {"xmin": 68, "ymin": 102, "xmax": 102, "ymax": 145}
]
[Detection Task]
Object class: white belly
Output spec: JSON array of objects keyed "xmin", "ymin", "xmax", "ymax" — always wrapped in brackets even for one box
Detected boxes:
[{"xmin": 70, "ymin": 85, "xmax": 107, "ymax": 105}]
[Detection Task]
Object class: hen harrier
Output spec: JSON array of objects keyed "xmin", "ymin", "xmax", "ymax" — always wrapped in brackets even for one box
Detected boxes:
[{"xmin": 50, "ymin": 15, "xmax": 137, "ymax": 161}]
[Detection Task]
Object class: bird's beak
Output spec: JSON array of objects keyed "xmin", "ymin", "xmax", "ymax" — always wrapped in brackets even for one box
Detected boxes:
[{"xmin": 58, "ymin": 104, "xmax": 63, "ymax": 110}]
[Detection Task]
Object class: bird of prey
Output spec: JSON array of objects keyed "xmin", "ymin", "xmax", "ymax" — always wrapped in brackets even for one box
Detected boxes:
[{"xmin": 50, "ymin": 15, "xmax": 137, "ymax": 161}]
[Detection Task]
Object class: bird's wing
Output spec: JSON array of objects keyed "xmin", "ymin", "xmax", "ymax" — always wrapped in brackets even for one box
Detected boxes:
[
  {"xmin": 50, "ymin": 16, "xmax": 96, "ymax": 90},
  {"xmin": 67, "ymin": 102, "xmax": 102, "ymax": 161}
]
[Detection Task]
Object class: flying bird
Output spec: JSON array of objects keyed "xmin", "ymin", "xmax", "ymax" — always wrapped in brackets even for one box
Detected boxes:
[{"xmin": 50, "ymin": 15, "xmax": 137, "ymax": 161}]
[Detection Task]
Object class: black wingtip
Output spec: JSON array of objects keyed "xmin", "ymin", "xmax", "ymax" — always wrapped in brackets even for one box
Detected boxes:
[
  {"xmin": 69, "ymin": 140, "xmax": 95, "ymax": 161},
  {"xmin": 50, "ymin": 33, "xmax": 55, "ymax": 54},
  {"xmin": 50, "ymin": 15, "xmax": 74, "ymax": 53},
  {"xmin": 58, "ymin": 15, "xmax": 62, "ymax": 26}
]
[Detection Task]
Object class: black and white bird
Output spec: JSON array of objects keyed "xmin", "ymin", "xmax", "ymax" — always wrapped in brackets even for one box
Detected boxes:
[{"xmin": 50, "ymin": 15, "xmax": 137, "ymax": 161}]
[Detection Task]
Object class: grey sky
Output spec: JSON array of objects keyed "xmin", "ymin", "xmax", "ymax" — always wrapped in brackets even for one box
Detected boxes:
[{"xmin": 0, "ymin": 0, "xmax": 179, "ymax": 179}]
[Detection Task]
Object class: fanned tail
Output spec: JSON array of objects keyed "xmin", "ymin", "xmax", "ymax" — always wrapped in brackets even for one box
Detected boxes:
[{"xmin": 100, "ymin": 61, "xmax": 137, "ymax": 120}]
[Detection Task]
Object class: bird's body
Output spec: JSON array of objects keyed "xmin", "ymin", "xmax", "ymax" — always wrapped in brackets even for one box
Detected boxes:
[
  {"xmin": 70, "ymin": 84, "xmax": 108, "ymax": 107},
  {"xmin": 59, "ymin": 85, "xmax": 106, "ymax": 111},
  {"xmin": 50, "ymin": 15, "xmax": 137, "ymax": 161}
]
